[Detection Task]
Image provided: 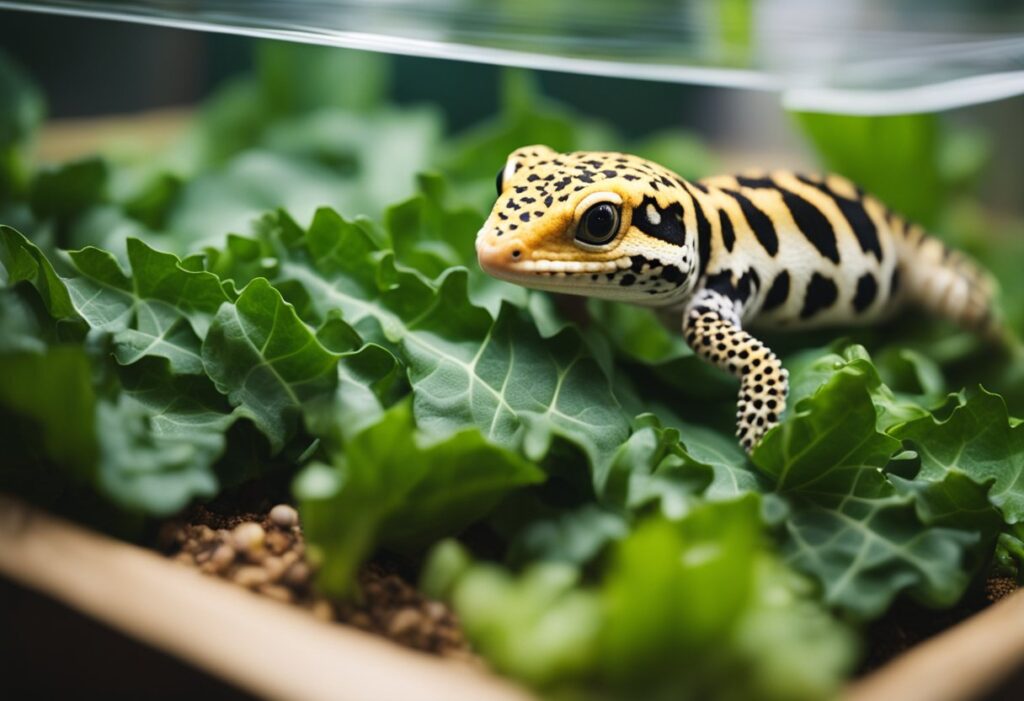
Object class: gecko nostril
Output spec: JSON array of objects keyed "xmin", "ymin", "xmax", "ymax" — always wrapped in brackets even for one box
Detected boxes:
[{"xmin": 512, "ymin": 250, "xmax": 521, "ymax": 258}]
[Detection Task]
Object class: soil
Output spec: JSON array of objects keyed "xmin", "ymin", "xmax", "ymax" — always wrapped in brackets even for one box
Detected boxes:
[
  {"xmin": 157, "ymin": 501, "xmax": 477, "ymax": 664},
  {"xmin": 859, "ymin": 575, "xmax": 1020, "ymax": 674}
]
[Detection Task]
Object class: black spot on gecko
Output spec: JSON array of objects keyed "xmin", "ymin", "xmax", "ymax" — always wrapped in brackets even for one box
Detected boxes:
[
  {"xmin": 519, "ymin": 212, "xmax": 530, "ymax": 222},
  {"xmin": 760, "ymin": 271, "xmax": 790, "ymax": 312},
  {"xmin": 797, "ymin": 175, "xmax": 883, "ymax": 260},
  {"xmin": 800, "ymin": 272, "xmax": 838, "ymax": 319},
  {"xmin": 619, "ymin": 274, "xmax": 636, "ymax": 286},
  {"xmin": 544, "ymin": 195, "xmax": 553, "ymax": 207},
  {"xmin": 633, "ymin": 195, "xmax": 686, "ymax": 247},
  {"xmin": 853, "ymin": 272, "xmax": 878, "ymax": 312},
  {"xmin": 721, "ymin": 189, "xmax": 778, "ymax": 256},
  {"xmin": 735, "ymin": 175, "xmax": 776, "ymax": 190},
  {"xmin": 779, "ymin": 187, "xmax": 840, "ymax": 264},
  {"xmin": 718, "ymin": 209, "xmax": 736, "ymax": 252}
]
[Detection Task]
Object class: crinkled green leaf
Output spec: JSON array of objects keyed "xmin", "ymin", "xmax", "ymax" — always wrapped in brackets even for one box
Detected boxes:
[
  {"xmin": 598, "ymin": 414, "xmax": 713, "ymax": 518},
  {"xmin": 431, "ymin": 498, "xmax": 854, "ymax": 701},
  {"xmin": 303, "ymin": 313, "xmax": 402, "ymax": 444},
  {"xmin": 63, "ymin": 238, "xmax": 232, "ymax": 374},
  {"xmin": 386, "ymin": 173, "xmax": 526, "ymax": 314},
  {"xmin": 755, "ymin": 365, "xmax": 976, "ymax": 617},
  {"xmin": 202, "ymin": 277, "xmax": 339, "ymax": 452},
  {"xmin": 893, "ymin": 389, "xmax": 1024, "ymax": 524},
  {"xmin": 406, "ymin": 294, "xmax": 631, "ymax": 469},
  {"xmin": 786, "ymin": 343, "xmax": 934, "ymax": 430},
  {"xmin": 295, "ymin": 402, "xmax": 544, "ymax": 597},
  {"xmin": 0, "ymin": 225, "xmax": 76, "ymax": 317},
  {"xmin": 95, "ymin": 394, "xmax": 222, "ymax": 516}
]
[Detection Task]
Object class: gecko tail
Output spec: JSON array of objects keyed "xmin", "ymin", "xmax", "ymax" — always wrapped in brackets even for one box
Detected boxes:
[{"xmin": 894, "ymin": 220, "xmax": 1006, "ymax": 347}]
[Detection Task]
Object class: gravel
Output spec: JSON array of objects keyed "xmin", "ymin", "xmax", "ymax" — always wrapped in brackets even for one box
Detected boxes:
[{"xmin": 159, "ymin": 503, "xmax": 474, "ymax": 661}]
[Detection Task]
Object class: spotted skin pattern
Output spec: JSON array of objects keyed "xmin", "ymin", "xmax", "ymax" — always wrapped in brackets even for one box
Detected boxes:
[{"xmin": 476, "ymin": 145, "xmax": 1002, "ymax": 451}]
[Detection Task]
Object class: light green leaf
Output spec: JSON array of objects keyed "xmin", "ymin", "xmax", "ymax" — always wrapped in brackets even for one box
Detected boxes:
[
  {"xmin": 0, "ymin": 225, "xmax": 76, "ymax": 317},
  {"xmin": 64, "ymin": 238, "xmax": 232, "ymax": 374},
  {"xmin": 202, "ymin": 277, "xmax": 339, "ymax": 452},
  {"xmin": 755, "ymin": 366, "xmax": 976, "ymax": 617},
  {"xmin": 893, "ymin": 390, "xmax": 1024, "ymax": 524},
  {"xmin": 296, "ymin": 402, "xmax": 544, "ymax": 597}
]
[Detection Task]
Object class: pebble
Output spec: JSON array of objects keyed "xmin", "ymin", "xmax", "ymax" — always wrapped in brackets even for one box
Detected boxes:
[
  {"xmin": 387, "ymin": 607, "xmax": 422, "ymax": 637},
  {"xmin": 233, "ymin": 565, "xmax": 269, "ymax": 589},
  {"xmin": 231, "ymin": 522, "xmax": 265, "ymax": 554},
  {"xmin": 209, "ymin": 543, "xmax": 236, "ymax": 573},
  {"xmin": 263, "ymin": 555, "xmax": 288, "ymax": 583},
  {"xmin": 265, "ymin": 530, "xmax": 290, "ymax": 555},
  {"xmin": 283, "ymin": 561, "xmax": 312, "ymax": 587},
  {"xmin": 259, "ymin": 584, "xmax": 295, "ymax": 604},
  {"xmin": 269, "ymin": 504, "xmax": 299, "ymax": 528},
  {"xmin": 423, "ymin": 601, "xmax": 447, "ymax": 622}
]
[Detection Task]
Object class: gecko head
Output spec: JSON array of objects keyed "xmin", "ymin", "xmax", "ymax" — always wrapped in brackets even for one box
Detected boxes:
[{"xmin": 476, "ymin": 145, "xmax": 700, "ymax": 305}]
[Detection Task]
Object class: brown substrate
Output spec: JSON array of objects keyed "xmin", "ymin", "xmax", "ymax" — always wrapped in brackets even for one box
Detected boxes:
[
  {"xmin": 859, "ymin": 576, "xmax": 1020, "ymax": 674},
  {"xmin": 158, "ymin": 503, "xmax": 476, "ymax": 663}
]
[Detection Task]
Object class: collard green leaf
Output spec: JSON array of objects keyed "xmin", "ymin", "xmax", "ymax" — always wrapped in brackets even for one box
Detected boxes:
[
  {"xmin": 304, "ymin": 314, "xmax": 401, "ymax": 444},
  {"xmin": 295, "ymin": 402, "xmax": 544, "ymax": 597},
  {"xmin": 786, "ymin": 343, "xmax": 934, "ymax": 430},
  {"xmin": 893, "ymin": 389, "xmax": 1024, "ymax": 524},
  {"xmin": 406, "ymin": 292, "xmax": 631, "ymax": 469},
  {"xmin": 202, "ymin": 277, "xmax": 339, "ymax": 452},
  {"xmin": 265, "ymin": 207, "xmax": 631, "ymax": 470},
  {"xmin": 598, "ymin": 414, "xmax": 712, "ymax": 518},
  {"xmin": 63, "ymin": 238, "xmax": 232, "ymax": 374},
  {"xmin": 385, "ymin": 173, "xmax": 526, "ymax": 314},
  {"xmin": 754, "ymin": 365, "xmax": 976, "ymax": 617},
  {"xmin": 0, "ymin": 225, "xmax": 76, "ymax": 317},
  {"xmin": 95, "ymin": 394, "xmax": 221, "ymax": 516}
]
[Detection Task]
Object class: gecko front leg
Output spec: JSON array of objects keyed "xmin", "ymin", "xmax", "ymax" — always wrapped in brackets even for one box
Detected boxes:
[{"xmin": 683, "ymin": 288, "xmax": 789, "ymax": 452}]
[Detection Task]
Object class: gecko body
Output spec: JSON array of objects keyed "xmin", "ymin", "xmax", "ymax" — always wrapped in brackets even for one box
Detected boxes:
[{"xmin": 476, "ymin": 145, "xmax": 1001, "ymax": 451}]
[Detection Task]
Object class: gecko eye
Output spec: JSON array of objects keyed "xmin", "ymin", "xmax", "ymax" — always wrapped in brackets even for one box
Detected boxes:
[{"xmin": 576, "ymin": 203, "xmax": 621, "ymax": 246}]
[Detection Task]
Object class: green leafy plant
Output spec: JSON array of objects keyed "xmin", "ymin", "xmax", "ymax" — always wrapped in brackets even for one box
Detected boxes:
[{"xmin": 1, "ymin": 43, "xmax": 1021, "ymax": 701}]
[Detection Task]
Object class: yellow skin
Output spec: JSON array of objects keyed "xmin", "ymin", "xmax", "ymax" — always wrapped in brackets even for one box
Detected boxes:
[{"xmin": 476, "ymin": 145, "xmax": 1000, "ymax": 451}]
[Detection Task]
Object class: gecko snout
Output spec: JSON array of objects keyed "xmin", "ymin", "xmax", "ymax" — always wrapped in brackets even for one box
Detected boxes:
[{"xmin": 476, "ymin": 232, "xmax": 523, "ymax": 274}]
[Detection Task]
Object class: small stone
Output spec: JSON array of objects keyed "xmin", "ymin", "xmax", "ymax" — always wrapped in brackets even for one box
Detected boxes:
[
  {"xmin": 283, "ymin": 561, "xmax": 311, "ymax": 587},
  {"xmin": 209, "ymin": 544, "xmax": 236, "ymax": 573},
  {"xmin": 259, "ymin": 584, "xmax": 295, "ymax": 604},
  {"xmin": 265, "ymin": 530, "xmax": 290, "ymax": 555},
  {"xmin": 231, "ymin": 522, "xmax": 265, "ymax": 553},
  {"xmin": 387, "ymin": 607, "xmax": 422, "ymax": 637},
  {"xmin": 195, "ymin": 525, "xmax": 216, "ymax": 544},
  {"xmin": 173, "ymin": 551, "xmax": 194, "ymax": 565},
  {"xmin": 233, "ymin": 565, "xmax": 269, "ymax": 589},
  {"xmin": 194, "ymin": 548, "xmax": 213, "ymax": 564},
  {"xmin": 311, "ymin": 599, "xmax": 334, "ymax": 622},
  {"xmin": 263, "ymin": 555, "xmax": 288, "ymax": 582},
  {"xmin": 269, "ymin": 504, "xmax": 299, "ymax": 529},
  {"xmin": 423, "ymin": 601, "xmax": 447, "ymax": 622}
]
